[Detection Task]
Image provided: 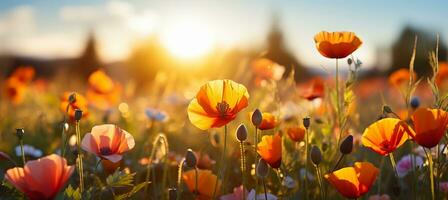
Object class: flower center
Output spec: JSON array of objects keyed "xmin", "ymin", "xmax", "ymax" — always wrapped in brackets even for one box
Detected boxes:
[
  {"xmin": 100, "ymin": 147, "xmax": 112, "ymax": 155},
  {"xmin": 216, "ymin": 101, "xmax": 230, "ymax": 117},
  {"xmin": 380, "ymin": 141, "xmax": 392, "ymax": 152}
]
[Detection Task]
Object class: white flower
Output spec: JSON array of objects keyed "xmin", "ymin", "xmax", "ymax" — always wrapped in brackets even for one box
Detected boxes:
[
  {"xmin": 282, "ymin": 176, "xmax": 297, "ymax": 189},
  {"xmin": 246, "ymin": 189, "xmax": 277, "ymax": 200},
  {"xmin": 15, "ymin": 144, "xmax": 42, "ymax": 158},
  {"xmin": 396, "ymin": 154, "xmax": 423, "ymax": 178}
]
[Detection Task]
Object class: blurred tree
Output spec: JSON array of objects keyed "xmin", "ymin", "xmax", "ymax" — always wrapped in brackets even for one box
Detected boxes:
[
  {"xmin": 390, "ymin": 26, "xmax": 447, "ymax": 77},
  {"xmin": 72, "ymin": 32, "xmax": 102, "ymax": 79},
  {"xmin": 263, "ymin": 18, "xmax": 310, "ymax": 82}
]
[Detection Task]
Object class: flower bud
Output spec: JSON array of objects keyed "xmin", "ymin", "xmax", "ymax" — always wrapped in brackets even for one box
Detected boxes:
[
  {"xmin": 303, "ymin": 117, "xmax": 311, "ymax": 129},
  {"xmin": 410, "ymin": 96, "xmax": 420, "ymax": 109},
  {"xmin": 185, "ymin": 149, "xmax": 197, "ymax": 168},
  {"xmin": 74, "ymin": 109, "xmax": 83, "ymax": 121},
  {"xmin": 310, "ymin": 145, "xmax": 322, "ymax": 166},
  {"xmin": 251, "ymin": 109, "xmax": 263, "ymax": 127},
  {"xmin": 15, "ymin": 128, "xmax": 24, "ymax": 139},
  {"xmin": 382, "ymin": 105, "xmax": 393, "ymax": 114},
  {"xmin": 168, "ymin": 188, "xmax": 177, "ymax": 200},
  {"xmin": 347, "ymin": 58, "xmax": 353, "ymax": 65},
  {"xmin": 340, "ymin": 135, "xmax": 353, "ymax": 154},
  {"xmin": 321, "ymin": 142, "xmax": 328, "ymax": 152},
  {"xmin": 236, "ymin": 124, "xmax": 248, "ymax": 142},
  {"xmin": 256, "ymin": 159, "xmax": 269, "ymax": 179},
  {"xmin": 68, "ymin": 93, "xmax": 77, "ymax": 104}
]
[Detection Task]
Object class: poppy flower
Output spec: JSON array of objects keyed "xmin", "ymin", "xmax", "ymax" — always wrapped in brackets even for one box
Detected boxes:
[
  {"xmin": 251, "ymin": 58, "xmax": 285, "ymax": 83},
  {"xmin": 60, "ymin": 92, "xmax": 89, "ymax": 120},
  {"xmin": 5, "ymin": 154, "xmax": 74, "ymax": 200},
  {"xmin": 325, "ymin": 162, "xmax": 379, "ymax": 199},
  {"xmin": 362, "ymin": 118, "xmax": 413, "ymax": 156},
  {"xmin": 81, "ymin": 124, "xmax": 135, "ymax": 163},
  {"xmin": 4, "ymin": 77, "xmax": 27, "ymax": 105},
  {"xmin": 410, "ymin": 108, "xmax": 448, "ymax": 148},
  {"xmin": 436, "ymin": 62, "xmax": 448, "ymax": 86},
  {"xmin": 187, "ymin": 79, "xmax": 249, "ymax": 130},
  {"xmin": 11, "ymin": 66, "xmax": 35, "ymax": 83},
  {"xmin": 250, "ymin": 112, "xmax": 278, "ymax": 130},
  {"xmin": 301, "ymin": 77, "xmax": 325, "ymax": 100},
  {"xmin": 183, "ymin": 169, "xmax": 221, "ymax": 200},
  {"xmin": 388, "ymin": 68, "xmax": 415, "ymax": 87},
  {"xmin": 286, "ymin": 126, "xmax": 306, "ymax": 142},
  {"xmin": 87, "ymin": 70, "xmax": 122, "ymax": 110},
  {"xmin": 257, "ymin": 133, "xmax": 282, "ymax": 168},
  {"xmin": 314, "ymin": 31, "xmax": 362, "ymax": 59}
]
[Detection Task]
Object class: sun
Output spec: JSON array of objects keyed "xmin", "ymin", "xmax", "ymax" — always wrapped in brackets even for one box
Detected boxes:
[{"xmin": 161, "ymin": 21, "xmax": 214, "ymax": 59}]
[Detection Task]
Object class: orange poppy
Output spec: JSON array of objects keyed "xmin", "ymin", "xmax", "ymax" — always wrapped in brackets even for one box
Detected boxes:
[
  {"xmin": 301, "ymin": 76, "xmax": 325, "ymax": 100},
  {"xmin": 314, "ymin": 31, "xmax": 362, "ymax": 59},
  {"xmin": 251, "ymin": 58, "xmax": 276, "ymax": 80},
  {"xmin": 250, "ymin": 112, "xmax": 278, "ymax": 130},
  {"xmin": 410, "ymin": 108, "xmax": 448, "ymax": 148},
  {"xmin": 5, "ymin": 154, "xmax": 74, "ymax": 200},
  {"xmin": 286, "ymin": 125, "xmax": 306, "ymax": 142},
  {"xmin": 81, "ymin": 124, "xmax": 135, "ymax": 163},
  {"xmin": 4, "ymin": 77, "xmax": 27, "ymax": 105},
  {"xmin": 388, "ymin": 68, "xmax": 415, "ymax": 87},
  {"xmin": 325, "ymin": 162, "xmax": 379, "ymax": 199},
  {"xmin": 436, "ymin": 62, "xmax": 448, "ymax": 86},
  {"xmin": 257, "ymin": 133, "xmax": 282, "ymax": 168},
  {"xmin": 60, "ymin": 92, "xmax": 89, "ymax": 120},
  {"xmin": 11, "ymin": 66, "xmax": 35, "ymax": 83},
  {"xmin": 187, "ymin": 79, "xmax": 249, "ymax": 130},
  {"xmin": 182, "ymin": 169, "xmax": 221, "ymax": 200},
  {"xmin": 362, "ymin": 118, "xmax": 413, "ymax": 156},
  {"xmin": 86, "ymin": 70, "xmax": 122, "ymax": 110}
]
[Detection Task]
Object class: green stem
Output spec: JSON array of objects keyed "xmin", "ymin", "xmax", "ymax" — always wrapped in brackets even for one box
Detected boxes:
[
  {"xmin": 425, "ymin": 148, "xmax": 435, "ymax": 200},
  {"xmin": 213, "ymin": 125, "xmax": 228, "ymax": 199},
  {"xmin": 315, "ymin": 166, "xmax": 324, "ymax": 200},
  {"xmin": 176, "ymin": 159, "xmax": 185, "ymax": 200},
  {"xmin": 61, "ymin": 104, "xmax": 69, "ymax": 158},
  {"xmin": 304, "ymin": 127, "xmax": 309, "ymax": 200},
  {"xmin": 75, "ymin": 120, "xmax": 84, "ymax": 193},
  {"xmin": 240, "ymin": 141, "xmax": 246, "ymax": 200},
  {"xmin": 332, "ymin": 154, "xmax": 344, "ymax": 172},
  {"xmin": 335, "ymin": 58, "xmax": 342, "ymax": 147},
  {"xmin": 262, "ymin": 179, "xmax": 268, "ymax": 200},
  {"xmin": 254, "ymin": 126, "xmax": 259, "ymax": 199},
  {"xmin": 389, "ymin": 153, "xmax": 399, "ymax": 178},
  {"xmin": 19, "ymin": 139, "xmax": 26, "ymax": 166}
]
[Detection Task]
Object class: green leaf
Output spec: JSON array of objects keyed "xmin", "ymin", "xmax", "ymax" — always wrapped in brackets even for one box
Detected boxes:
[
  {"xmin": 106, "ymin": 169, "xmax": 135, "ymax": 188},
  {"xmin": 64, "ymin": 185, "xmax": 82, "ymax": 200},
  {"xmin": 114, "ymin": 182, "xmax": 149, "ymax": 200}
]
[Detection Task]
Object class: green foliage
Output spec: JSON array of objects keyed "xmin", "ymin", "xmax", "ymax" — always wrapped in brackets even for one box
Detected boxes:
[{"xmin": 64, "ymin": 185, "xmax": 82, "ymax": 200}]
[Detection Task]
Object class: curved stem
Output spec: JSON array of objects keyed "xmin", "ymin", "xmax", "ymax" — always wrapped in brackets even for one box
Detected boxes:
[
  {"xmin": 213, "ymin": 125, "xmax": 228, "ymax": 199},
  {"xmin": 176, "ymin": 159, "xmax": 185, "ymax": 200},
  {"xmin": 425, "ymin": 148, "xmax": 435, "ymax": 200},
  {"xmin": 332, "ymin": 154, "xmax": 345, "ymax": 172}
]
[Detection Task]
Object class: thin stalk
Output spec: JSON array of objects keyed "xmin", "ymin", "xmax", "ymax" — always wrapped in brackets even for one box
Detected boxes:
[
  {"xmin": 75, "ymin": 120, "xmax": 84, "ymax": 193},
  {"xmin": 262, "ymin": 179, "xmax": 268, "ymax": 200},
  {"xmin": 61, "ymin": 104, "xmax": 69, "ymax": 158},
  {"xmin": 411, "ymin": 143, "xmax": 417, "ymax": 200},
  {"xmin": 389, "ymin": 153, "xmax": 398, "ymax": 178},
  {"xmin": 332, "ymin": 154, "xmax": 345, "ymax": 172},
  {"xmin": 304, "ymin": 127, "xmax": 309, "ymax": 200},
  {"xmin": 240, "ymin": 141, "xmax": 246, "ymax": 200},
  {"xmin": 315, "ymin": 166, "xmax": 324, "ymax": 200},
  {"xmin": 194, "ymin": 167, "xmax": 198, "ymax": 199},
  {"xmin": 213, "ymin": 125, "xmax": 228, "ymax": 199},
  {"xmin": 254, "ymin": 126, "xmax": 259, "ymax": 199},
  {"xmin": 335, "ymin": 58, "xmax": 342, "ymax": 147},
  {"xmin": 176, "ymin": 159, "xmax": 185, "ymax": 200},
  {"xmin": 424, "ymin": 148, "xmax": 435, "ymax": 200},
  {"xmin": 19, "ymin": 139, "xmax": 26, "ymax": 166}
]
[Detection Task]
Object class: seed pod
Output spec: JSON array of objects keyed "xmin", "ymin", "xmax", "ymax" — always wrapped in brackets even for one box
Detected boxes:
[
  {"xmin": 251, "ymin": 109, "xmax": 263, "ymax": 127},
  {"xmin": 168, "ymin": 188, "xmax": 177, "ymax": 200},
  {"xmin": 303, "ymin": 117, "xmax": 311, "ymax": 129},
  {"xmin": 347, "ymin": 58, "xmax": 353, "ymax": 65},
  {"xmin": 68, "ymin": 93, "xmax": 77, "ymax": 104},
  {"xmin": 16, "ymin": 128, "xmax": 24, "ymax": 139},
  {"xmin": 410, "ymin": 96, "xmax": 420, "ymax": 109},
  {"xmin": 185, "ymin": 149, "xmax": 197, "ymax": 168},
  {"xmin": 236, "ymin": 124, "xmax": 248, "ymax": 142},
  {"xmin": 310, "ymin": 145, "xmax": 322, "ymax": 166},
  {"xmin": 256, "ymin": 159, "xmax": 269, "ymax": 179},
  {"xmin": 74, "ymin": 109, "xmax": 83, "ymax": 121},
  {"xmin": 340, "ymin": 135, "xmax": 354, "ymax": 154}
]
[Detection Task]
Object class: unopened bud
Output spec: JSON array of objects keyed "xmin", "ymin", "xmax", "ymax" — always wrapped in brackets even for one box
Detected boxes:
[
  {"xmin": 252, "ymin": 109, "xmax": 263, "ymax": 127},
  {"xmin": 310, "ymin": 145, "xmax": 322, "ymax": 166},
  {"xmin": 68, "ymin": 93, "xmax": 77, "ymax": 104},
  {"xmin": 16, "ymin": 128, "xmax": 24, "ymax": 139},
  {"xmin": 347, "ymin": 58, "xmax": 353, "ymax": 65},
  {"xmin": 321, "ymin": 142, "xmax": 328, "ymax": 152},
  {"xmin": 256, "ymin": 159, "xmax": 269, "ymax": 179},
  {"xmin": 74, "ymin": 109, "xmax": 83, "ymax": 121},
  {"xmin": 410, "ymin": 96, "xmax": 420, "ymax": 109},
  {"xmin": 185, "ymin": 149, "xmax": 197, "ymax": 168},
  {"xmin": 303, "ymin": 117, "xmax": 311, "ymax": 129},
  {"xmin": 382, "ymin": 105, "xmax": 393, "ymax": 114},
  {"xmin": 236, "ymin": 124, "xmax": 248, "ymax": 142},
  {"xmin": 340, "ymin": 135, "xmax": 353, "ymax": 154},
  {"xmin": 168, "ymin": 188, "xmax": 177, "ymax": 200}
]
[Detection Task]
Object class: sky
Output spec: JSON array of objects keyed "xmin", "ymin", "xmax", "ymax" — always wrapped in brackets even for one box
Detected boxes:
[{"xmin": 0, "ymin": 0, "xmax": 447, "ymax": 69}]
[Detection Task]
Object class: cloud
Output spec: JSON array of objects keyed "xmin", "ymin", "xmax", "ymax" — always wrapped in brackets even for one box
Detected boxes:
[
  {"xmin": 0, "ymin": 5, "xmax": 35, "ymax": 35},
  {"xmin": 59, "ymin": 6, "xmax": 100, "ymax": 22}
]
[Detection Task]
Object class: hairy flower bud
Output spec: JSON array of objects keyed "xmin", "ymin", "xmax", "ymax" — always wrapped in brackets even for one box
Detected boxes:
[
  {"xmin": 185, "ymin": 149, "xmax": 197, "ymax": 168},
  {"xmin": 256, "ymin": 159, "xmax": 269, "ymax": 179},
  {"xmin": 310, "ymin": 145, "xmax": 322, "ymax": 166},
  {"xmin": 236, "ymin": 124, "xmax": 248, "ymax": 142},
  {"xmin": 16, "ymin": 128, "xmax": 24, "ymax": 139},
  {"xmin": 251, "ymin": 109, "xmax": 263, "ymax": 127},
  {"xmin": 340, "ymin": 135, "xmax": 354, "ymax": 154},
  {"xmin": 303, "ymin": 117, "xmax": 311, "ymax": 129},
  {"xmin": 74, "ymin": 109, "xmax": 83, "ymax": 121}
]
